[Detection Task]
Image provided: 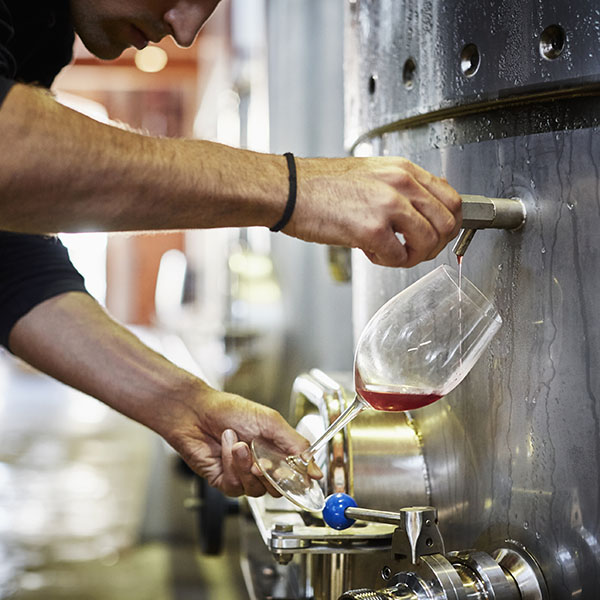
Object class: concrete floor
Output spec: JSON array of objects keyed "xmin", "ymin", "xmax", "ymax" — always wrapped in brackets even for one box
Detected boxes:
[
  {"xmin": 9, "ymin": 541, "xmax": 246, "ymax": 600},
  {"xmin": 0, "ymin": 352, "xmax": 249, "ymax": 600}
]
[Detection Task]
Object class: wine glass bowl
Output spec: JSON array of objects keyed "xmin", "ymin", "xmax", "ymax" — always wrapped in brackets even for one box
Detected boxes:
[
  {"xmin": 354, "ymin": 264, "xmax": 502, "ymax": 408},
  {"xmin": 252, "ymin": 264, "xmax": 501, "ymax": 512}
]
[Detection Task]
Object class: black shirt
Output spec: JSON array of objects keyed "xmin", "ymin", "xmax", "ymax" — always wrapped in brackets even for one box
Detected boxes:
[
  {"xmin": 0, "ymin": 0, "xmax": 75, "ymax": 102},
  {"xmin": 0, "ymin": 0, "xmax": 87, "ymax": 349}
]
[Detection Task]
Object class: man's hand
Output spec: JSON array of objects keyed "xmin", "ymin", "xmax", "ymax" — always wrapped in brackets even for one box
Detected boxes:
[
  {"xmin": 288, "ymin": 156, "xmax": 462, "ymax": 268},
  {"xmin": 163, "ymin": 390, "xmax": 322, "ymax": 498}
]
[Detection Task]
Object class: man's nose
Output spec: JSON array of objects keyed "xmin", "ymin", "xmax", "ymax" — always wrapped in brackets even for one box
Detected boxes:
[{"xmin": 163, "ymin": 2, "xmax": 212, "ymax": 47}]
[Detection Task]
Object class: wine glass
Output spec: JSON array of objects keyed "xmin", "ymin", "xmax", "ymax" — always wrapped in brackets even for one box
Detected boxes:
[{"xmin": 251, "ymin": 264, "xmax": 502, "ymax": 511}]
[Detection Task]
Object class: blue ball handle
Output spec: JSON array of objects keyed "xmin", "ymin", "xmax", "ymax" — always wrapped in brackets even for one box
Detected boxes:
[{"xmin": 323, "ymin": 493, "xmax": 357, "ymax": 530}]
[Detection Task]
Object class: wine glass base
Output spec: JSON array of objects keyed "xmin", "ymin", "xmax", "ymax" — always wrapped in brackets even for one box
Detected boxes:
[{"xmin": 251, "ymin": 438, "xmax": 325, "ymax": 512}]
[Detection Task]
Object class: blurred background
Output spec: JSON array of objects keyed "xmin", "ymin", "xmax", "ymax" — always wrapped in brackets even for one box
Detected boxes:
[{"xmin": 0, "ymin": 1, "xmax": 352, "ymax": 598}]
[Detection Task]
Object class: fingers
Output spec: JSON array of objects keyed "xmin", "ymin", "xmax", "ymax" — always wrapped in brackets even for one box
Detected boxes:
[
  {"xmin": 396, "ymin": 159, "xmax": 462, "ymax": 224},
  {"xmin": 360, "ymin": 159, "xmax": 462, "ymax": 268},
  {"xmin": 409, "ymin": 190, "xmax": 461, "ymax": 260},
  {"xmin": 209, "ymin": 399, "xmax": 324, "ymax": 499},
  {"xmin": 220, "ymin": 429, "xmax": 265, "ymax": 496},
  {"xmin": 395, "ymin": 189, "xmax": 457, "ymax": 267},
  {"xmin": 220, "ymin": 429, "xmax": 281, "ymax": 498},
  {"xmin": 361, "ymin": 203, "xmax": 440, "ymax": 269},
  {"xmin": 232, "ymin": 442, "xmax": 282, "ymax": 497},
  {"xmin": 307, "ymin": 460, "xmax": 324, "ymax": 479}
]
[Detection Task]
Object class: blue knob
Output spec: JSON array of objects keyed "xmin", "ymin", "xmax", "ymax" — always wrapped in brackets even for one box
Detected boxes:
[{"xmin": 323, "ymin": 493, "xmax": 357, "ymax": 530}]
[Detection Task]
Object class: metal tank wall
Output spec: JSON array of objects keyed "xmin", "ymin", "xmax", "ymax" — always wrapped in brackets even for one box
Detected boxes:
[
  {"xmin": 345, "ymin": 1, "xmax": 600, "ymax": 597},
  {"xmin": 267, "ymin": 0, "xmax": 354, "ymax": 410}
]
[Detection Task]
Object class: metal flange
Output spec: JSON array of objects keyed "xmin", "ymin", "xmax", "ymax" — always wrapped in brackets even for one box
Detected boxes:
[{"xmin": 492, "ymin": 542, "xmax": 549, "ymax": 600}]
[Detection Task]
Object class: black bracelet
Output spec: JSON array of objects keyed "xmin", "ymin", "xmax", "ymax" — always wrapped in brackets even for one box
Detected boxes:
[{"xmin": 270, "ymin": 152, "xmax": 297, "ymax": 232}]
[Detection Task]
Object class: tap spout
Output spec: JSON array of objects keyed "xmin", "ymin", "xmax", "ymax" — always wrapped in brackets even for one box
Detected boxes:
[{"xmin": 453, "ymin": 195, "xmax": 526, "ymax": 257}]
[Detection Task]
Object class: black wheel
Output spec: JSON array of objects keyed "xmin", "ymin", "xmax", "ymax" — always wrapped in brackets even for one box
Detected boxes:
[{"xmin": 192, "ymin": 476, "xmax": 238, "ymax": 555}]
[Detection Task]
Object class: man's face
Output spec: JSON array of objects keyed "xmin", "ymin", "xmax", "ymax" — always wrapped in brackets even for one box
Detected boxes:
[{"xmin": 70, "ymin": 0, "xmax": 222, "ymax": 60}]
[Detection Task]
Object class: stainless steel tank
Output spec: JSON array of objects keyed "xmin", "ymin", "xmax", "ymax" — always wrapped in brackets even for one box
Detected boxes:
[{"xmin": 345, "ymin": 0, "xmax": 600, "ymax": 597}]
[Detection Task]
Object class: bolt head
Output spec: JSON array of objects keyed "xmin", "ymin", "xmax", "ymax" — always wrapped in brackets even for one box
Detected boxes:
[{"xmin": 381, "ymin": 566, "xmax": 392, "ymax": 580}]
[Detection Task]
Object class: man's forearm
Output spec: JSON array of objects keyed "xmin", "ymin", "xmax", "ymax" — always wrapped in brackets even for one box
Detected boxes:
[
  {"xmin": 0, "ymin": 84, "xmax": 287, "ymax": 233},
  {"xmin": 8, "ymin": 291, "xmax": 204, "ymax": 436}
]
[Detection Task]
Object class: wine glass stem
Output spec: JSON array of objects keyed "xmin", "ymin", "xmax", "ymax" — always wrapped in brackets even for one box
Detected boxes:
[{"xmin": 298, "ymin": 395, "xmax": 366, "ymax": 465}]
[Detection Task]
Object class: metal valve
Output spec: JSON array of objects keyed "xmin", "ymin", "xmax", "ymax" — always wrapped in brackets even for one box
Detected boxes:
[
  {"xmin": 323, "ymin": 494, "xmax": 547, "ymax": 600},
  {"xmin": 453, "ymin": 194, "xmax": 526, "ymax": 257},
  {"xmin": 323, "ymin": 494, "xmax": 444, "ymax": 565}
]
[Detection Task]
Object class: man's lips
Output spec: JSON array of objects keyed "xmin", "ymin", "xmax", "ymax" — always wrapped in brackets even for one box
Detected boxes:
[{"xmin": 129, "ymin": 24, "xmax": 150, "ymax": 50}]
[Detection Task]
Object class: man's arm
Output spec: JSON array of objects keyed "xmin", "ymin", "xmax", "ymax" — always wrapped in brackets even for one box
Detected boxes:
[
  {"xmin": 8, "ymin": 291, "xmax": 317, "ymax": 497},
  {"xmin": 0, "ymin": 84, "xmax": 286, "ymax": 233},
  {"xmin": 0, "ymin": 83, "xmax": 461, "ymax": 268}
]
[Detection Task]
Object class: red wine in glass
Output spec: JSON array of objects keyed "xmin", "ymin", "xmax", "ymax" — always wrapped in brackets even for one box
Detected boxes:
[{"xmin": 355, "ymin": 370, "xmax": 443, "ymax": 412}]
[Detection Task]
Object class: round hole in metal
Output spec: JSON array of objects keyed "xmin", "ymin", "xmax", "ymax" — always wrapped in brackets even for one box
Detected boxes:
[
  {"xmin": 368, "ymin": 74, "xmax": 377, "ymax": 95},
  {"xmin": 402, "ymin": 57, "xmax": 417, "ymax": 89},
  {"xmin": 539, "ymin": 24, "xmax": 565, "ymax": 60},
  {"xmin": 460, "ymin": 43, "xmax": 480, "ymax": 77}
]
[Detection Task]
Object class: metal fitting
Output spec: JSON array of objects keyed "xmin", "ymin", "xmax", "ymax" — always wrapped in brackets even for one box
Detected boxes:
[
  {"xmin": 338, "ymin": 503, "xmax": 547, "ymax": 600},
  {"xmin": 453, "ymin": 195, "xmax": 526, "ymax": 257}
]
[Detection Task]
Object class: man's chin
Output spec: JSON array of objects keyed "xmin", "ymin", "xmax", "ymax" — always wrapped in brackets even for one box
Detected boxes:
[{"xmin": 79, "ymin": 37, "xmax": 127, "ymax": 61}]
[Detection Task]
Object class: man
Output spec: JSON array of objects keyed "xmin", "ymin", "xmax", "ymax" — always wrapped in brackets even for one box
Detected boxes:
[{"xmin": 0, "ymin": 0, "xmax": 461, "ymax": 499}]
